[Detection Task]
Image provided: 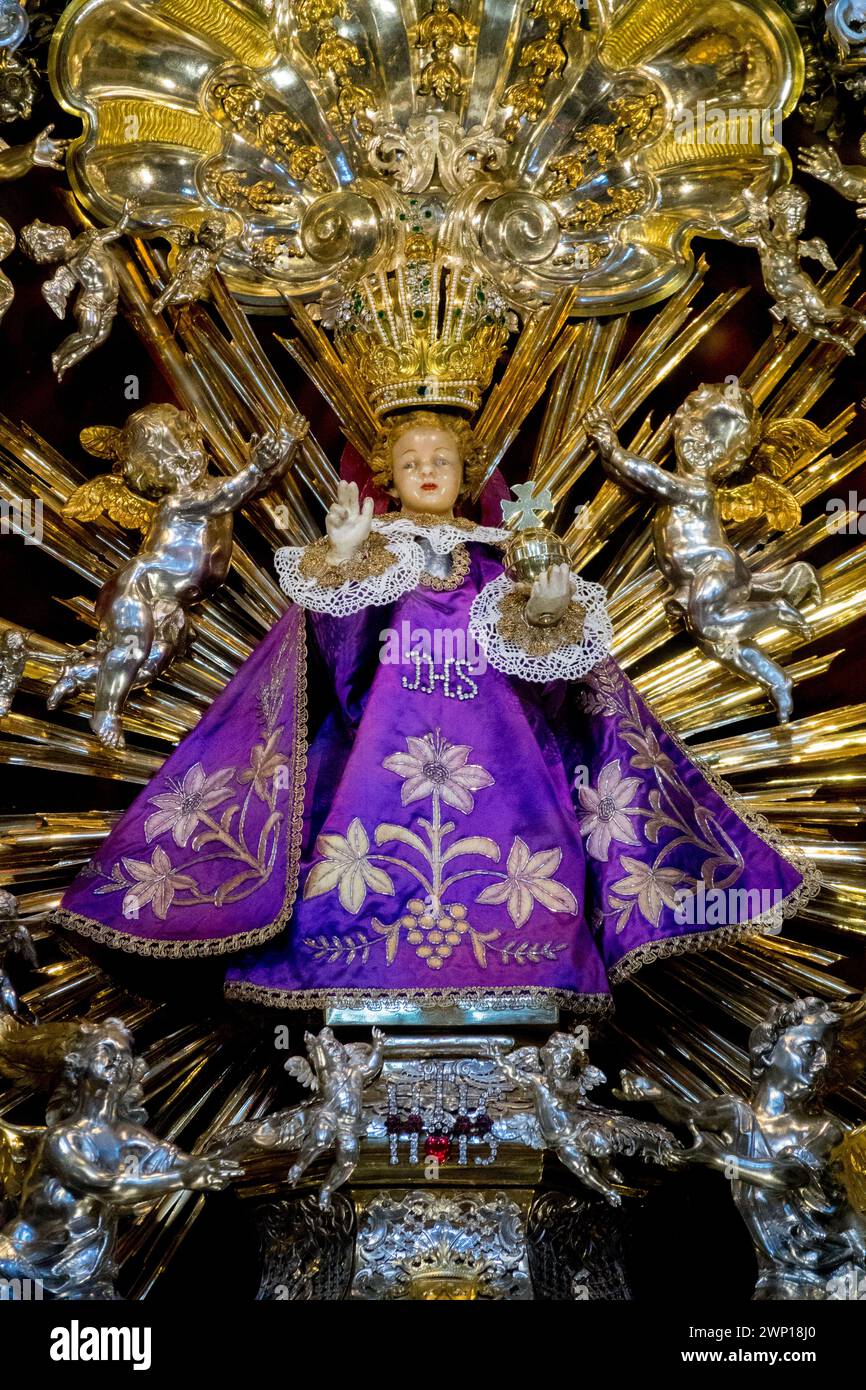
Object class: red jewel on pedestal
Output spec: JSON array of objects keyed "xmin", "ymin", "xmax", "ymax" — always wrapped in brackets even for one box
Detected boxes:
[{"xmin": 424, "ymin": 1132, "xmax": 451, "ymax": 1165}]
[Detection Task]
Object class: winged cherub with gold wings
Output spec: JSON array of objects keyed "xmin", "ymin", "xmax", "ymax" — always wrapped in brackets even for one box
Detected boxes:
[
  {"xmin": 586, "ymin": 382, "xmax": 825, "ymax": 723},
  {"xmin": 48, "ymin": 403, "xmax": 307, "ymax": 750}
]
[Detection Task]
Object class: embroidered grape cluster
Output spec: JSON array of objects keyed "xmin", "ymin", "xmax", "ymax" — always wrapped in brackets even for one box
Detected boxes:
[{"xmin": 402, "ymin": 897, "xmax": 469, "ymax": 970}]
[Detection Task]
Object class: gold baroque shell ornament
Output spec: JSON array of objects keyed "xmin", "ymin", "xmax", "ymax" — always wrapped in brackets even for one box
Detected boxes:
[{"xmin": 50, "ymin": 0, "xmax": 803, "ymax": 315}]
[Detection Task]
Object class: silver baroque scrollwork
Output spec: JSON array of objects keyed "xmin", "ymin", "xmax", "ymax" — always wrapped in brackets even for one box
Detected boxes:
[
  {"xmin": 480, "ymin": 191, "xmax": 561, "ymax": 267},
  {"xmin": 367, "ymin": 113, "xmax": 508, "ymax": 195},
  {"xmin": 300, "ymin": 188, "xmax": 382, "ymax": 267},
  {"xmin": 51, "ymin": 0, "xmax": 801, "ymax": 314},
  {"xmin": 254, "ymin": 1193, "xmax": 355, "ymax": 1300},
  {"xmin": 351, "ymin": 1189, "xmax": 532, "ymax": 1299}
]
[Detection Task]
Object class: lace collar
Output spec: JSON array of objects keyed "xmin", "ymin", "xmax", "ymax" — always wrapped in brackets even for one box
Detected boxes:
[{"xmin": 375, "ymin": 510, "xmax": 509, "ymax": 555}]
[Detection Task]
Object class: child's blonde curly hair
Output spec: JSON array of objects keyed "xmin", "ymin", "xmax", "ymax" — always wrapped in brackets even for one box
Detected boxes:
[{"xmin": 369, "ymin": 411, "xmax": 488, "ymax": 496}]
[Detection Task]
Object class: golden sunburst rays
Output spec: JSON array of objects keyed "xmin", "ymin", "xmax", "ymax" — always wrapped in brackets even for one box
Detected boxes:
[
  {"xmin": 2, "ymin": 192, "xmax": 866, "ymax": 1299},
  {"xmin": 277, "ymin": 299, "xmax": 380, "ymax": 461},
  {"xmin": 524, "ymin": 264, "xmax": 866, "ymax": 1112},
  {"xmin": 0, "ymin": 230, "xmax": 326, "ymax": 1294}
]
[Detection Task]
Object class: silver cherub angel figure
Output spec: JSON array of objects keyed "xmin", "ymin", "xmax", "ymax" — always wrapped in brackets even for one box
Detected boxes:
[
  {"xmin": 0, "ymin": 1019, "xmax": 242, "ymax": 1298},
  {"xmin": 489, "ymin": 1032, "xmax": 677, "ymax": 1206},
  {"xmin": 0, "ymin": 49, "xmax": 37, "ymax": 123},
  {"xmin": 47, "ymin": 404, "xmax": 307, "ymax": 750},
  {"xmin": 18, "ymin": 199, "xmax": 136, "ymax": 380},
  {"xmin": 586, "ymin": 383, "xmax": 824, "ymax": 722},
  {"xmin": 618, "ymin": 996, "xmax": 866, "ymax": 1300},
  {"xmin": 0, "ymin": 627, "xmax": 26, "ymax": 716},
  {"xmin": 0, "ymin": 125, "xmax": 70, "ymax": 323},
  {"xmin": 213, "ymin": 1026, "xmax": 385, "ymax": 1209},
  {"xmin": 152, "ymin": 213, "xmax": 238, "ymax": 315},
  {"xmin": 702, "ymin": 182, "xmax": 866, "ymax": 355}
]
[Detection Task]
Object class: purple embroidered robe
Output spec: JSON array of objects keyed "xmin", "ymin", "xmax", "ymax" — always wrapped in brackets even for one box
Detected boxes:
[{"xmin": 55, "ymin": 543, "xmax": 815, "ymax": 1012}]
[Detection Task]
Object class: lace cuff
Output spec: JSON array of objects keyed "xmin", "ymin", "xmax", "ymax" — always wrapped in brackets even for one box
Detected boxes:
[
  {"xmin": 469, "ymin": 572, "xmax": 613, "ymax": 683},
  {"xmin": 274, "ymin": 532, "xmax": 422, "ymax": 615}
]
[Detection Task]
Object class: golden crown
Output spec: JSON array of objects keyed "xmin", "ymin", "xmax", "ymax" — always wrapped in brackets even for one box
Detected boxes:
[{"xmin": 319, "ymin": 238, "xmax": 516, "ymax": 417}]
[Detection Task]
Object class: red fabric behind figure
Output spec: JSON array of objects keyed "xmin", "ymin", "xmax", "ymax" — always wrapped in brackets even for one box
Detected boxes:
[{"xmin": 338, "ymin": 441, "xmax": 511, "ymax": 527}]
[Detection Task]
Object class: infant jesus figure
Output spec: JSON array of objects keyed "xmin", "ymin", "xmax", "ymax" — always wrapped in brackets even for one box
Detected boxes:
[{"xmin": 54, "ymin": 408, "xmax": 815, "ymax": 1016}]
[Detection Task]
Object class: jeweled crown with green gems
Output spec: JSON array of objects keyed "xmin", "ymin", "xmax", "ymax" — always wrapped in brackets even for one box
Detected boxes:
[{"xmin": 324, "ymin": 236, "xmax": 517, "ymax": 417}]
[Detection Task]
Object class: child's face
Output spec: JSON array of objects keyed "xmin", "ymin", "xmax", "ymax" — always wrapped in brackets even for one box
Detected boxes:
[
  {"xmin": 782, "ymin": 204, "xmax": 805, "ymax": 236},
  {"xmin": 28, "ymin": 225, "xmax": 72, "ymax": 262},
  {"xmin": 389, "ymin": 425, "xmax": 464, "ymax": 514},
  {"xmin": 133, "ymin": 410, "xmax": 208, "ymax": 492},
  {"xmin": 675, "ymin": 396, "xmax": 757, "ymax": 477}
]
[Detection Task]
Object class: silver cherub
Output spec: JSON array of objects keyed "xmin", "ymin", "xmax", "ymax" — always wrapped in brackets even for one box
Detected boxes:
[
  {"xmin": 213, "ymin": 1026, "xmax": 385, "ymax": 1209},
  {"xmin": 702, "ymin": 183, "xmax": 866, "ymax": 355},
  {"xmin": 0, "ymin": 125, "xmax": 69, "ymax": 323},
  {"xmin": 47, "ymin": 404, "xmax": 307, "ymax": 750},
  {"xmin": 0, "ymin": 1019, "xmax": 242, "ymax": 1298},
  {"xmin": 0, "ymin": 627, "xmax": 26, "ymax": 716},
  {"xmin": 0, "ymin": 49, "xmax": 37, "ymax": 123},
  {"xmin": 152, "ymin": 214, "xmax": 238, "ymax": 315},
  {"xmin": 19, "ymin": 199, "xmax": 135, "ymax": 380},
  {"xmin": 586, "ymin": 383, "xmax": 824, "ymax": 722},
  {"xmin": 618, "ymin": 996, "xmax": 866, "ymax": 1300},
  {"xmin": 489, "ymin": 1032, "xmax": 677, "ymax": 1206}
]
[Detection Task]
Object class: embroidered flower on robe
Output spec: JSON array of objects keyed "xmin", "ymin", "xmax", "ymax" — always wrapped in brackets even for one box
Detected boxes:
[
  {"xmin": 239, "ymin": 727, "xmax": 287, "ymax": 802},
  {"xmin": 618, "ymin": 722, "xmax": 674, "ymax": 775},
  {"xmin": 578, "ymin": 758, "xmax": 642, "ymax": 861},
  {"xmin": 304, "ymin": 817, "xmax": 395, "ymax": 914},
  {"xmin": 383, "ymin": 731, "xmax": 494, "ymax": 814},
  {"xmin": 476, "ymin": 837, "xmax": 577, "ymax": 928},
  {"xmin": 120, "ymin": 846, "xmax": 197, "ymax": 920},
  {"xmin": 608, "ymin": 856, "xmax": 685, "ymax": 930},
  {"xmin": 144, "ymin": 762, "xmax": 236, "ymax": 847}
]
